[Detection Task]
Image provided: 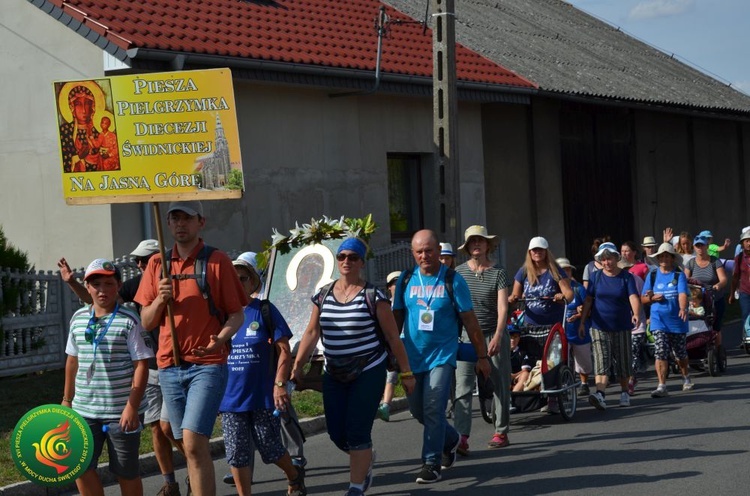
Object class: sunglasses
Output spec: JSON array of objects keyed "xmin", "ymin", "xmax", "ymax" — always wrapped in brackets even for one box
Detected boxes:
[
  {"xmin": 84, "ymin": 317, "xmax": 100, "ymax": 344},
  {"xmin": 238, "ymin": 275, "xmax": 253, "ymax": 282},
  {"xmin": 134, "ymin": 255, "xmax": 153, "ymax": 266},
  {"xmin": 336, "ymin": 253, "xmax": 361, "ymax": 262}
]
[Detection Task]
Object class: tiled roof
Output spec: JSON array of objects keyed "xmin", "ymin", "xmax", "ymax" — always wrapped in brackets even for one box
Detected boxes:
[
  {"xmin": 387, "ymin": 0, "xmax": 750, "ymax": 114},
  {"xmin": 36, "ymin": 0, "xmax": 535, "ymax": 89}
]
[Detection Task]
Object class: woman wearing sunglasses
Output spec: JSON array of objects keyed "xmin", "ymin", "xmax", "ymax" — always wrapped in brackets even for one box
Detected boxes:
[{"xmin": 292, "ymin": 237, "xmax": 414, "ymax": 496}]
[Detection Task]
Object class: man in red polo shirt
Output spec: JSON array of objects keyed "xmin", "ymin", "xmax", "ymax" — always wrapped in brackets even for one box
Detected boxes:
[{"xmin": 136, "ymin": 201, "xmax": 248, "ymax": 496}]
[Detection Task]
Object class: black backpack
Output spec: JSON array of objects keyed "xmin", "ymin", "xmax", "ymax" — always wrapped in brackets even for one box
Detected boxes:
[{"xmin": 165, "ymin": 245, "xmax": 225, "ymax": 324}]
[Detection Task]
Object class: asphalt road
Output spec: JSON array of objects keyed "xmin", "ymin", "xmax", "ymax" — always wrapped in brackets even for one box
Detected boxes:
[{"xmin": 112, "ymin": 322, "xmax": 750, "ymax": 496}]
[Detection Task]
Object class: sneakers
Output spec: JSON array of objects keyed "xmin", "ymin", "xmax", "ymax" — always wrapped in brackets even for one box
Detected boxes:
[
  {"xmin": 619, "ymin": 391, "xmax": 630, "ymax": 407},
  {"xmin": 683, "ymin": 380, "xmax": 695, "ymax": 391},
  {"xmin": 222, "ymin": 473, "xmax": 235, "ymax": 486},
  {"xmin": 344, "ymin": 488, "xmax": 365, "ymax": 496},
  {"xmin": 456, "ymin": 435, "xmax": 470, "ymax": 456},
  {"xmin": 416, "ymin": 464, "xmax": 441, "ymax": 484},
  {"xmin": 578, "ymin": 383, "xmax": 590, "ymax": 397},
  {"xmin": 441, "ymin": 438, "xmax": 459, "ymax": 470},
  {"xmin": 487, "ymin": 433, "xmax": 509, "ymax": 448},
  {"xmin": 292, "ymin": 456, "xmax": 308, "ymax": 468},
  {"xmin": 157, "ymin": 482, "xmax": 181, "ymax": 496},
  {"xmin": 588, "ymin": 391, "xmax": 607, "ymax": 410},
  {"xmin": 627, "ymin": 378, "xmax": 637, "ymax": 396},
  {"xmin": 541, "ymin": 397, "xmax": 560, "ymax": 414},
  {"xmin": 376, "ymin": 403, "xmax": 390, "ymax": 422},
  {"xmin": 363, "ymin": 450, "xmax": 376, "ymax": 492},
  {"xmin": 651, "ymin": 385, "xmax": 669, "ymax": 398}
]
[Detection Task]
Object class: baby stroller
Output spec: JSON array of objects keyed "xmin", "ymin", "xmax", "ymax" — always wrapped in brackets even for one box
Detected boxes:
[
  {"xmin": 679, "ymin": 280, "xmax": 726, "ymax": 376},
  {"xmin": 506, "ymin": 299, "xmax": 579, "ymax": 421}
]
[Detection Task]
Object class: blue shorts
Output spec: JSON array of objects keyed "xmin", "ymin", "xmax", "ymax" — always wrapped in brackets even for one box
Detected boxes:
[
  {"xmin": 85, "ymin": 417, "xmax": 142, "ymax": 480},
  {"xmin": 159, "ymin": 363, "xmax": 227, "ymax": 439}
]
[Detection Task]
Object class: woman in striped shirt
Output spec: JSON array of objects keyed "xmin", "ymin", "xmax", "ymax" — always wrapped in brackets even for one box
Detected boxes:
[{"xmin": 292, "ymin": 238, "xmax": 414, "ymax": 496}]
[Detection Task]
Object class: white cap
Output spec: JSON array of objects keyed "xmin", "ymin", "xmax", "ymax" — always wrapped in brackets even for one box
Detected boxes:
[
  {"xmin": 386, "ymin": 271, "xmax": 402, "ymax": 285},
  {"xmin": 84, "ymin": 258, "xmax": 117, "ymax": 281},
  {"xmin": 130, "ymin": 239, "xmax": 159, "ymax": 257},
  {"xmin": 528, "ymin": 236, "xmax": 549, "ymax": 250}
]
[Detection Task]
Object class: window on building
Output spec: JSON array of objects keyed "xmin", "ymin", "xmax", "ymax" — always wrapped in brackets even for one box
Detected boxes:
[{"xmin": 387, "ymin": 154, "xmax": 424, "ymax": 240}]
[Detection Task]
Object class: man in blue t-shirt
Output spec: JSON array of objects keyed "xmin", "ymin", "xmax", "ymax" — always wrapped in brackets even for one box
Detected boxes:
[{"xmin": 393, "ymin": 230, "xmax": 489, "ymax": 486}]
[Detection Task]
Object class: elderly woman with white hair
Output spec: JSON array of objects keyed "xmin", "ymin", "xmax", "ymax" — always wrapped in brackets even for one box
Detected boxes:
[
  {"xmin": 579, "ymin": 244, "xmax": 641, "ymax": 410},
  {"xmin": 642, "ymin": 242, "xmax": 692, "ymax": 398}
]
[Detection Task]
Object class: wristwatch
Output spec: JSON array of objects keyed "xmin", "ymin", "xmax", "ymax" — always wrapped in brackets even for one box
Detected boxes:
[{"xmin": 274, "ymin": 381, "xmax": 286, "ymax": 388}]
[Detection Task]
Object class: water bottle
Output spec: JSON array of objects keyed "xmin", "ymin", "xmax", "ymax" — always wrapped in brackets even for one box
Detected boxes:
[
  {"xmin": 273, "ymin": 382, "xmax": 296, "ymax": 417},
  {"xmin": 102, "ymin": 422, "xmax": 143, "ymax": 435}
]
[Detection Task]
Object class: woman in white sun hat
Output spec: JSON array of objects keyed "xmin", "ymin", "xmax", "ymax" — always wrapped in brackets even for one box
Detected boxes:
[
  {"xmin": 453, "ymin": 226, "xmax": 512, "ymax": 451},
  {"xmin": 509, "ymin": 236, "xmax": 573, "ymax": 326},
  {"xmin": 641, "ymin": 242, "xmax": 692, "ymax": 398}
]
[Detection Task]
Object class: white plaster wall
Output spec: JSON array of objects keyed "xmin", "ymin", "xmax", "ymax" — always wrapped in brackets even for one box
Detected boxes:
[
  {"xmin": 158, "ymin": 82, "xmax": 488, "ymax": 254},
  {"xmin": 0, "ymin": 0, "xmax": 112, "ymax": 270}
]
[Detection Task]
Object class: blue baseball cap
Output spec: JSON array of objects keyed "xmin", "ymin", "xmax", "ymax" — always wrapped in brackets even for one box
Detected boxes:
[
  {"xmin": 693, "ymin": 236, "xmax": 708, "ymax": 246},
  {"xmin": 698, "ymin": 230, "xmax": 713, "ymax": 238}
]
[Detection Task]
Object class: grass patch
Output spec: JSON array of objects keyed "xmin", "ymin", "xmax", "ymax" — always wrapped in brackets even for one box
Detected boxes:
[{"xmin": 0, "ymin": 369, "xmax": 407, "ymax": 486}]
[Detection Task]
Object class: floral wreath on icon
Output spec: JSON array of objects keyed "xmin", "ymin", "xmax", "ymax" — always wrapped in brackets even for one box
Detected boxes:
[{"xmin": 256, "ymin": 214, "xmax": 378, "ymax": 270}]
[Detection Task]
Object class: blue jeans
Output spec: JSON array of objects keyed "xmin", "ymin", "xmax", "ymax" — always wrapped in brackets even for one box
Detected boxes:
[
  {"xmin": 408, "ymin": 364, "xmax": 459, "ymax": 466},
  {"xmin": 323, "ymin": 360, "xmax": 386, "ymax": 452},
  {"xmin": 159, "ymin": 363, "xmax": 228, "ymax": 439}
]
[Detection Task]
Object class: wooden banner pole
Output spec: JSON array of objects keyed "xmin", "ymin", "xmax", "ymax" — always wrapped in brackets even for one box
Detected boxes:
[{"xmin": 151, "ymin": 202, "xmax": 181, "ymax": 366}]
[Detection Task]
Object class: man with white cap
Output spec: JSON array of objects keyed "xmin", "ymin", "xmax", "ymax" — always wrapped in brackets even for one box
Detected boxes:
[{"xmin": 136, "ymin": 201, "xmax": 249, "ymax": 496}]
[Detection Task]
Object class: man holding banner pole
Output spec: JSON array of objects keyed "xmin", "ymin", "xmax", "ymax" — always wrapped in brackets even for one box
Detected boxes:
[{"xmin": 136, "ymin": 200, "xmax": 248, "ymax": 496}]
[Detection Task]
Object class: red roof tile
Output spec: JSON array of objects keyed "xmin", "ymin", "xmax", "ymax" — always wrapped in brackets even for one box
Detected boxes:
[{"xmin": 44, "ymin": 0, "xmax": 535, "ymax": 88}]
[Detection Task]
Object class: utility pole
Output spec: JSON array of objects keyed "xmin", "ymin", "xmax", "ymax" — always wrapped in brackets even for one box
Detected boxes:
[{"xmin": 431, "ymin": 0, "xmax": 460, "ymax": 246}]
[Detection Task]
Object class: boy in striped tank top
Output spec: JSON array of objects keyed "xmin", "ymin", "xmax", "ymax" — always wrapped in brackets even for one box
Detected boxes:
[{"xmin": 62, "ymin": 258, "xmax": 153, "ymax": 495}]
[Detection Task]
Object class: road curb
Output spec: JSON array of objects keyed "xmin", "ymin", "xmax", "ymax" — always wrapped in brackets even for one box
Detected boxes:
[{"xmin": 0, "ymin": 397, "xmax": 410, "ymax": 496}]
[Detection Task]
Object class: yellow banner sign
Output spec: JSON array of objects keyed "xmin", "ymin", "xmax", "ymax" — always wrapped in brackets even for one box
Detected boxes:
[{"xmin": 54, "ymin": 68, "xmax": 243, "ymax": 204}]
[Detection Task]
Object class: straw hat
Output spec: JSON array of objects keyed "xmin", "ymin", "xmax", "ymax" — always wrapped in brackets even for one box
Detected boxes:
[
  {"xmin": 641, "ymin": 236, "xmax": 657, "ymax": 247},
  {"xmin": 555, "ymin": 257, "xmax": 576, "ymax": 270},
  {"xmin": 650, "ymin": 242, "xmax": 677, "ymax": 258},
  {"xmin": 458, "ymin": 225, "xmax": 497, "ymax": 253}
]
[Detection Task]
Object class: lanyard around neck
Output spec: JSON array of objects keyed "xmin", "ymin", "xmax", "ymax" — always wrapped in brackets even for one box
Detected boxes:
[
  {"xmin": 416, "ymin": 264, "xmax": 444, "ymax": 309},
  {"xmin": 88, "ymin": 303, "xmax": 119, "ymax": 358}
]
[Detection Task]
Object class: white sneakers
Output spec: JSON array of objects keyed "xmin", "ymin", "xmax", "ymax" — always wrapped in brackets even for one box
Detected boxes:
[{"xmin": 619, "ymin": 391, "xmax": 630, "ymax": 407}]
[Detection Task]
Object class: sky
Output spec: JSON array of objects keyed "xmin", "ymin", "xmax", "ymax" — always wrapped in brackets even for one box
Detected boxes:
[{"xmin": 566, "ymin": 0, "xmax": 750, "ymax": 95}]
